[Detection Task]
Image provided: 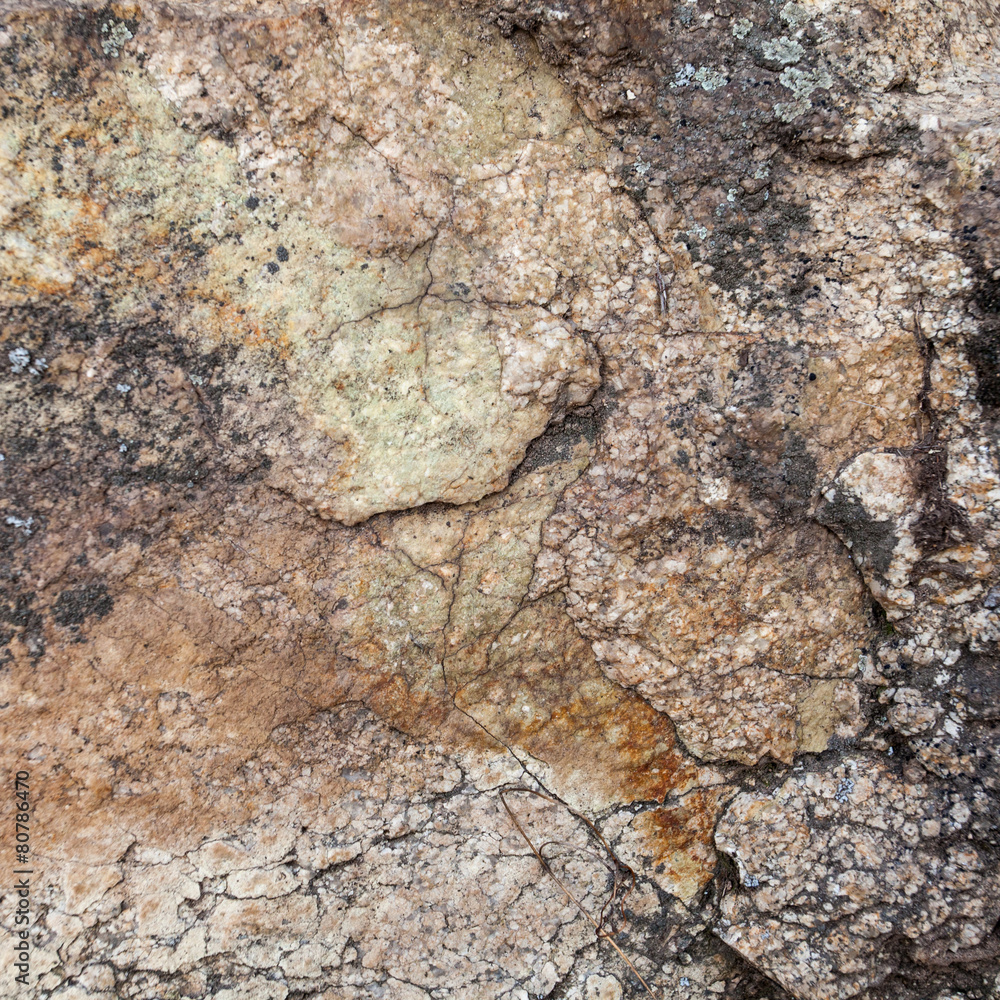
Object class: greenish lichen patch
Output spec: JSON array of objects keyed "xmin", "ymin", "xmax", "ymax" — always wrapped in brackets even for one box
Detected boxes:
[
  {"xmin": 672, "ymin": 63, "xmax": 729, "ymax": 91},
  {"xmin": 100, "ymin": 18, "xmax": 133, "ymax": 57},
  {"xmin": 779, "ymin": 2, "xmax": 811, "ymax": 28},
  {"xmin": 774, "ymin": 63, "xmax": 835, "ymax": 121},
  {"xmin": 761, "ymin": 36, "xmax": 805, "ymax": 67},
  {"xmin": 694, "ymin": 66, "xmax": 728, "ymax": 91},
  {"xmin": 779, "ymin": 64, "xmax": 834, "ymax": 100},
  {"xmin": 731, "ymin": 17, "xmax": 753, "ymax": 39}
]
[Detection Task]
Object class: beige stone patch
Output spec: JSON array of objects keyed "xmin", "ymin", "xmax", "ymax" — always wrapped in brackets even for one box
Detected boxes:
[
  {"xmin": 838, "ymin": 451, "xmax": 917, "ymax": 519},
  {"xmin": 58, "ymin": 862, "xmax": 125, "ymax": 917},
  {"xmin": 227, "ymin": 865, "xmax": 306, "ymax": 899},
  {"xmin": 126, "ymin": 5, "xmax": 632, "ymax": 524}
]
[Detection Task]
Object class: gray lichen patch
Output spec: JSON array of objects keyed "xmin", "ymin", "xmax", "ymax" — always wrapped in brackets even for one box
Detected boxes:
[
  {"xmin": 100, "ymin": 18, "xmax": 133, "ymax": 57},
  {"xmin": 672, "ymin": 63, "xmax": 729, "ymax": 92},
  {"xmin": 779, "ymin": 64, "xmax": 834, "ymax": 99},
  {"xmin": 779, "ymin": 2, "xmax": 811, "ymax": 29},
  {"xmin": 731, "ymin": 17, "xmax": 753, "ymax": 39},
  {"xmin": 760, "ymin": 36, "xmax": 805, "ymax": 67},
  {"xmin": 7, "ymin": 346, "xmax": 29, "ymax": 373},
  {"xmin": 773, "ymin": 63, "xmax": 835, "ymax": 120}
]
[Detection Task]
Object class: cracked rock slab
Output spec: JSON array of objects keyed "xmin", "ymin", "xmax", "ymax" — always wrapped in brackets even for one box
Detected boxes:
[
  {"xmin": 2, "ymin": 1, "xmax": 1000, "ymax": 1000},
  {"xmin": 0, "ymin": 1, "xmax": 618, "ymax": 524}
]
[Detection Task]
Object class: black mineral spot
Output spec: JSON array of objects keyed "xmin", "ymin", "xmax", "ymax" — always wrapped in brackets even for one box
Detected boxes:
[
  {"xmin": 276, "ymin": 245, "xmax": 288, "ymax": 262},
  {"xmin": 52, "ymin": 584, "xmax": 114, "ymax": 627},
  {"xmin": 245, "ymin": 195, "xmax": 259, "ymax": 210},
  {"xmin": 809, "ymin": 372, "xmax": 817, "ymax": 381},
  {"xmin": 967, "ymin": 328, "xmax": 1000, "ymax": 409},
  {"xmin": 265, "ymin": 261, "xmax": 279, "ymax": 274},
  {"xmin": 817, "ymin": 494, "xmax": 898, "ymax": 576}
]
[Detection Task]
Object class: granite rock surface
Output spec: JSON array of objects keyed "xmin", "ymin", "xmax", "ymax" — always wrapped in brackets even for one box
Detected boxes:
[{"xmin": 0, "ymin": 2, "xmax": 998, "ymax": 999}]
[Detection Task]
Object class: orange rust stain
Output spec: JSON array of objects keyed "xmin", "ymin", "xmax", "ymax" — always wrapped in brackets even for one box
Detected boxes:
[
  {"xmin": 632, "ymin": 788, "xmax": 729, "ymax": 901},
  {"xmin": 1, "ymin": 190, "xmax": 129, "ymax": 289},
  {"xmin": 8, "ymin": 492, "xmax": 700, "ymax": 863},
  {"xmin": 2, "ymin": 271, "xmax": 75, "ymax": 297},
  {"xmin": 453, "ymin": 597, "xmax": 703, "ymax": 805},
  {"xmin": 241, "ymin": 321, "xmax": 290, "ymax": 356},
  {"xmin": 132, "ymin": 260, "xmax": 161, "ymax": 281},
  {"xmin": 175, "ymin": 292, "xmax": 293, "ymax": 359},
  {"xmin": 528, "ymin": 688, "xmax": 699, "ymax": 803},
  {"xmin": 207, "ymin": 302, "xmax": 290, "ymax": 357}
]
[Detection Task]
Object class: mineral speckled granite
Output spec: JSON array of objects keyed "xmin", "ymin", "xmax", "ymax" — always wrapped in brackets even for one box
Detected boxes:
[{"xmin": 0, "ymin": 1, "xmax": 998, "ymax": 999}]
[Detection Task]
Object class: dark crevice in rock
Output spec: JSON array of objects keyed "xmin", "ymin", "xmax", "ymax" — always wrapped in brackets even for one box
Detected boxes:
[
  {"xmin": 507, "ymin": 409, "xmax": 598, "ymax": 485},
  {"xmin": 909, "ymin": 307, "xmax": 970, "ymax": 546}
]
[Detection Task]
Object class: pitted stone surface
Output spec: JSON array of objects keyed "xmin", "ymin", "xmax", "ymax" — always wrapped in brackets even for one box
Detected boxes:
[{"xmin": 716, "ymin": 756, "xmax": 1000, "ymax": 1000}]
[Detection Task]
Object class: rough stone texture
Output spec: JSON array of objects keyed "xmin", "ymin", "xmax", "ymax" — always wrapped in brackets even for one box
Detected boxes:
[
  {"xmin": 0, "ymin": 1, "xmax": 998, "ymax": 999},
  {"xmin": 716, "ymin": 756, "xmax": 1000, "ymax": 999}
]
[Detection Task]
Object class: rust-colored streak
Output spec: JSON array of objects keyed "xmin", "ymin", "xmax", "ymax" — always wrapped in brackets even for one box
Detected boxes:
[
  {"xmin": 453, "ymin": 596, "xmax": 702, "ymax": 807},
  {"xmin": 631, "ymin": 789, "xmax": 729, "ymax": 902}
]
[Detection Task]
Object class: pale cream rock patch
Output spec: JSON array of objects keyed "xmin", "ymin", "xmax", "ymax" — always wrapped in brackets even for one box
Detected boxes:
[
  {"xmin": 227, "ymin": 864, "xmax": 306, "ymax": 899},
  {"xmin": 130, "ymin": 7, "xmax": 631, "ymax": 524},
  {"xmin": 837, "ymin": 451, "xmax": 916, "ymax": 520},
  {"xmin": 585, "ymin": 974, "xmax": 623, "ymax": 1000}
]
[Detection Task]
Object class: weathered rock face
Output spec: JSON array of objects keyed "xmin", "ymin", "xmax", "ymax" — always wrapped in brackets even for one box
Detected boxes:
[
  {"xmin": 717, "ymin": 755, "xmax": 1000, "ymax": 1000},
  {"xmin": 0, "ymin": 2, "xmax": 997, "ymax": 999}
]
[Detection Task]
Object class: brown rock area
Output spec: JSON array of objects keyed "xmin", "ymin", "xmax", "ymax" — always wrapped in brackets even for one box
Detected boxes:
[{"xmin": 0, "ymin": 2, "xmax": 997, "ymax": 1000}]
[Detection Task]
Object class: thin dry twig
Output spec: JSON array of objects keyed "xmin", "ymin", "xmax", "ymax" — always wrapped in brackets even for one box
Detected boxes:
[
  {"xmin": 654, "ymin": 264, "xmax": 669, "ymax": 316},
  {"xmin": 499, "ymin": 785, "xmax": 657, "ymax": 997},
  {"xmin": 537, "ymin": 838, "xmax": 622, "ymax": 931}
]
